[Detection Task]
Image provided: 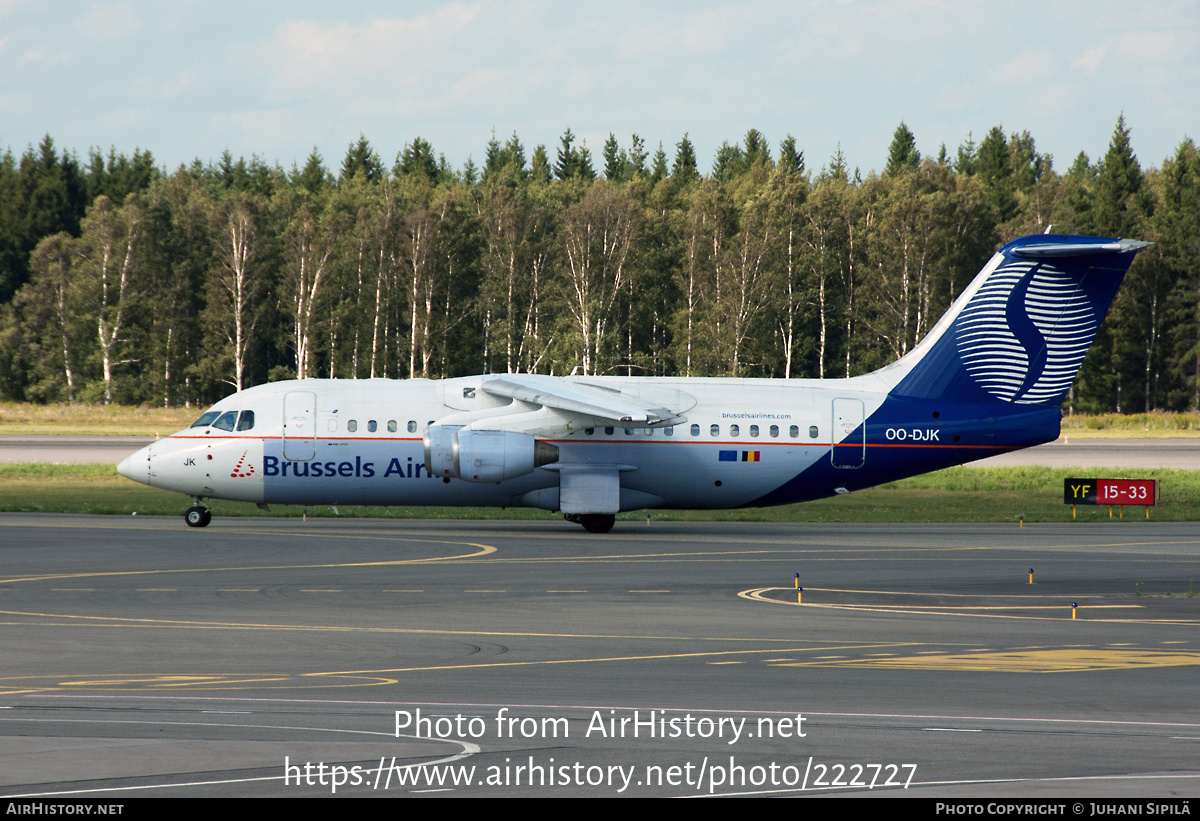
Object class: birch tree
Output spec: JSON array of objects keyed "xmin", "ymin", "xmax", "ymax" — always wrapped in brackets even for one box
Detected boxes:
[{"xmin": 75, "ymin": 195, "xmax": 140, "ymax": 404}]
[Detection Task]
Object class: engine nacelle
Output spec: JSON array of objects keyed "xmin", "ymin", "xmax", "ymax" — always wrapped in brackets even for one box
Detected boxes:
[
  {"xmin": 423, "ymin": 423, "xmax": 463, "ymax": 478},
  {"xmin": 451, "ymin": 430, "xmax": 559, "ymax": 483}
]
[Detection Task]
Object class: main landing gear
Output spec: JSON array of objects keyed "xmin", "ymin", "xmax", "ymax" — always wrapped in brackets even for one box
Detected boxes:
[
  {"xmin": 565, "ymin": 513, "xmax": 616, "ymax": 534},
  {"xmin": 185, "ymin": 497, "xmax": 212, "ymax": 528}
]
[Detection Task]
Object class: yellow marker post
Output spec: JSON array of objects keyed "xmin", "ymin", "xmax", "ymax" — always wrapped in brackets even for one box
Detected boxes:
[
  {"xmin": 794, "ymin": 573, "xmax": 800, "ymax": 590},
  {"xmin": 1071, "ymin": 602, "xmax": 1077, "ymax": 620},
  {"xmin": 797, "ymin": 587, "xmax": 803, "ymax": 604},
  {"xmin": 1018, "ymin": 514, "xmax": 1024, "ymax": 528},
  {"xmin": 1029, "ymin": 568, "xmax": 1034, "ymax": 585}
]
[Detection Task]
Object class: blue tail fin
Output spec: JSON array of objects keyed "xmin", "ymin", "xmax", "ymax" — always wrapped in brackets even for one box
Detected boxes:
[{"xmin": 881, "ymin": 234, "xmax": 1149, "ymax": 405}]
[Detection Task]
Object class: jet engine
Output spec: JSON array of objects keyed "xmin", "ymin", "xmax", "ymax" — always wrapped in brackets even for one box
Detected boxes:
[
  {"xmin": 451, "ymin": 429, "xmax": 559, "ymax": 483},
  {"xmin": 423, "ymin": 423, "xmax": 463, "ymax": 478}
]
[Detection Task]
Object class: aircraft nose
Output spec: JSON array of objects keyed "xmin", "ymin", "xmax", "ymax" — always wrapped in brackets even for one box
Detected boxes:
[{"xmin": 117, "ymin": 444, "xmax": 151, "ymax": 484}]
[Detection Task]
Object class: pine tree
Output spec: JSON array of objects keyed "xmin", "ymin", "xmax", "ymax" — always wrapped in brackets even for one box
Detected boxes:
[
  {"xmin": 711, "ymin": 142, "xmax": 744, "ymax": 182},
  {"xmin": 955, "ymin": 132, "xmax": 977, "ymax": 175},
  {"xmin": 884, "ymin": 122, "xmax": 920, "ymax": 176},
  {"xmin": 743, "ymin": 129, "xmax": 771, "ymax": 168},
  {"xmin": 778, "ymin": 135, "xmax": 804, "ymax": 176},
  {"xmin": 293, "ymin": 149, "xmax": 331, "ymax": 194},
  {"xmin": 976, "ymin": 126, "xmax": 1016, "ymax": 222},
  {"xmin": 649, "ymin": 143, "xmax": 668, "ymax": 185},
  {"xmin": 577, "ymin": 141, "xmax": 597, "ymax": 181},
  {"xmin": 340, "ymin": 135, "xmax": 384, "ymax": 183},
  {"xmin": 672, "ymin": 134, "xmax": 699, "ymax": 182},
  {"xmin": 628, "ymin": 134, "xmax": 647, "ymax": 178},
  {"xmin": 1094, "ymin": 115, "xmax": 1147, "ymax": 238},
  {"xmin": 555, "ymin": 128, "xmax": 579, "ymax": 180},
  {"xmin": 530, "ymin": 145, "xmax": 552, "ymax": 185},
  {"xmin": 396, "ymin": 137, "xmax": 440, "ymax": 183},
  {"xmin": 603, "ymin": 133, "xmax": 622, "ymax": 181}
]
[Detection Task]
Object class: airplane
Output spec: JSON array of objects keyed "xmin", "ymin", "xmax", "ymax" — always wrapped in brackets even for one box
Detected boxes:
[{"xmin": 117, "ymin": 234, "xmax": 1148, "ymax": 533}]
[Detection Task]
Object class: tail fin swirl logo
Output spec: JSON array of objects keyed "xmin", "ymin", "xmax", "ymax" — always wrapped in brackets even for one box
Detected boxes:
[{"xmin": 954, "ymin": 259, "xmax": 1096, "ymax": 404}]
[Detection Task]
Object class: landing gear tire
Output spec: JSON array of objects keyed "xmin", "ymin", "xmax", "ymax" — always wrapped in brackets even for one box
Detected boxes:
[
  {"xmin": 578, "ymin": 514, "xmax": 615, "ymax": 534},
  {"xmin": 185, "ymin": 506, "xmax": 211, "ymax": 528}
]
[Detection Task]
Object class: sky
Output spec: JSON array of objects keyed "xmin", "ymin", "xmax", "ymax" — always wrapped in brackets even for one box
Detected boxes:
[{"xmin": 2, "ymin": 1, "xmax": 1197, "ymax": 178}]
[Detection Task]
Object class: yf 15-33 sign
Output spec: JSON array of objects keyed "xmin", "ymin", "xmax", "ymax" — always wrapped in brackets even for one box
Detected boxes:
[{"xmin": 1064, "ymin": 478, "xmax": 1157, "ymax": 506}]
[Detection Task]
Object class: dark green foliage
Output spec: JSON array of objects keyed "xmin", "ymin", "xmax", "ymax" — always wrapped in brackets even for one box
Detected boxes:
[
  {"xmin": 778, "ymin": 135, "xmax": 804, "ymax": 176},
  {"xmin": 884, "ymin": 122, "xmax": 921, "ymax": 176},
  {"xmin": 576, "ymin": 141, "xmax": 596, "ymax": 181},
  {"xmin": 396, "ymin": 137, "xmax": 440, "ymax": 183},
  {"xmin": 628, "ymin": 135, "xmax": 647, "ymax": 179},
  {"xmin": 671, "ymin": 134, "xmax": 699, "ymax": 183},
  {"xmin": 529, "ymin": 145, "xmax": 552, "ymax": 186},
  {"xmin": 1094, "ymin": 115, "xmax": 1149, "ymax": 238},
  {"xmin": 339, "ymin": 135, "xmax": 385, "ymax": 183},
  {"xmin": 85, "ymin": 147, "xmax": 158, "ymax": 203},
  {"xmin": 602, "ymin": 133, "xmax": 623, "ymax": 181},
  {"xmin": 483, "ymin": 131, "xmax": 527, "ymax": 185},
  {"xmin": 649, "ymin": 143, "xmax": 669, "ymax": 185},
  {"xmin": 293, "ymin": 149, "xmax": 332, "ymax": 194},
  {"xmin": 0, "ymin": 119, "xmax": 1194, "ymax": 417},
  {"xmin": 555, "ymin": 128, "xmax": 579, "ymax": 181},
  {"xmin": 955, "ymin": 132, "xmax": 977, "ymax": 175}
]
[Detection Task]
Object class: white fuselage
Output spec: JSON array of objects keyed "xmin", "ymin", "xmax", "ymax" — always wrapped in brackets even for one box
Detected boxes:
[{"xmin": 119, "ymin": 373, "xmax": 908, "ymax": 512}]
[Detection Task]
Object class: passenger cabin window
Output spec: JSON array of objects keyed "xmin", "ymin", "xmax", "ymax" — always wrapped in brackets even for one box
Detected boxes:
[
  {"xmin": 407, "ymin": 421, "xmax": 417, "ymax": 433},
  {"xmin": 191, "ymin": 411, "xmax": 220, "ymax": 428},
  {"xmin": 368, "ymin": 420, "xmax": 377, "ymax": 433},
  {"xmin": 710, "ymin": 424, "xmax": 720, "ymax": 437},
  {"xmin": 809, "ymin": 425, "xmax": 819, "ymax": 439},
  {"xmin": 789, "ymin": 425, "xmax": 799, "ymax": 438},
  {"xmin": 770, "ymin": 425, "xmax": 779, "ymax": 438},
  {"xmin": 604, "ymin": 426, "xmax": 614, "ymax": 435},
  {"xmin": 585, "ymin": 428, "xmax": 594, "ymax": 435},
  {"xmin": 236, "ymin": 410, "xmax": 255, "ymax": 431},
  {"xmin": 750, "ymin": 425, "xmax": 759, "ymax": 437},
  {"xmin": 388, "ymin": 420, "xmax": 397, "ymax": 432},
  {"xmin": 665, "ymin": 426, "xmax": 674, "ymax": 436},
  {"xmin": 690, "ymin": 424, "xmax": 700, "ymax": 436},
  {"xmin": 730, "ymin": 424, "xmax": 740, "ymax": 437},
  {"xmin": 348, "ymin": 420, "xmax": 358, "ymax": 433},
  {"xmin": 212, "ymin": 411, "xmax": 237, "ymax": 432}
]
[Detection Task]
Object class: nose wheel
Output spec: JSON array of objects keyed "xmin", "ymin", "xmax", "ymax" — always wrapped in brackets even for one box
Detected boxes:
[{"xmin": 185, "ymin": 505, "xmax": 212, "ymax": 528}]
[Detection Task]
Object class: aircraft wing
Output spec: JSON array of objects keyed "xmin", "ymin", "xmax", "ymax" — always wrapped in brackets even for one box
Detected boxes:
[{"xmin": 480, "ymin": 374, "xmax": 692, "ymax": 427}]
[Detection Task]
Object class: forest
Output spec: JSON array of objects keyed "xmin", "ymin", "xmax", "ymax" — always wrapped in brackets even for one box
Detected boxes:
[{"xmin": 0, "ymin": 117, "xmax": 1197, "ymax": 414}]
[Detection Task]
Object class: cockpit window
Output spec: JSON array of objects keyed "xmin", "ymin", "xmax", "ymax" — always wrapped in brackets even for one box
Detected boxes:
[
  {"xmin": 211, "ymin": 411, "xmax": 238, "ymax": 432},
  {"xmin": 190, "ymin": 411, "xmax": 220, "ymax": 428},
  {"xmin": 237, "ymin": 410, "xmax": 255, "ymax": 431}
]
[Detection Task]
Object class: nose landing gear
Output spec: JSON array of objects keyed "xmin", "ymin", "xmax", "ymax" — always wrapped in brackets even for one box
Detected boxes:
[{"xmin": 185, "ymin": 498, "xmax": 212, "ymax": 528}]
